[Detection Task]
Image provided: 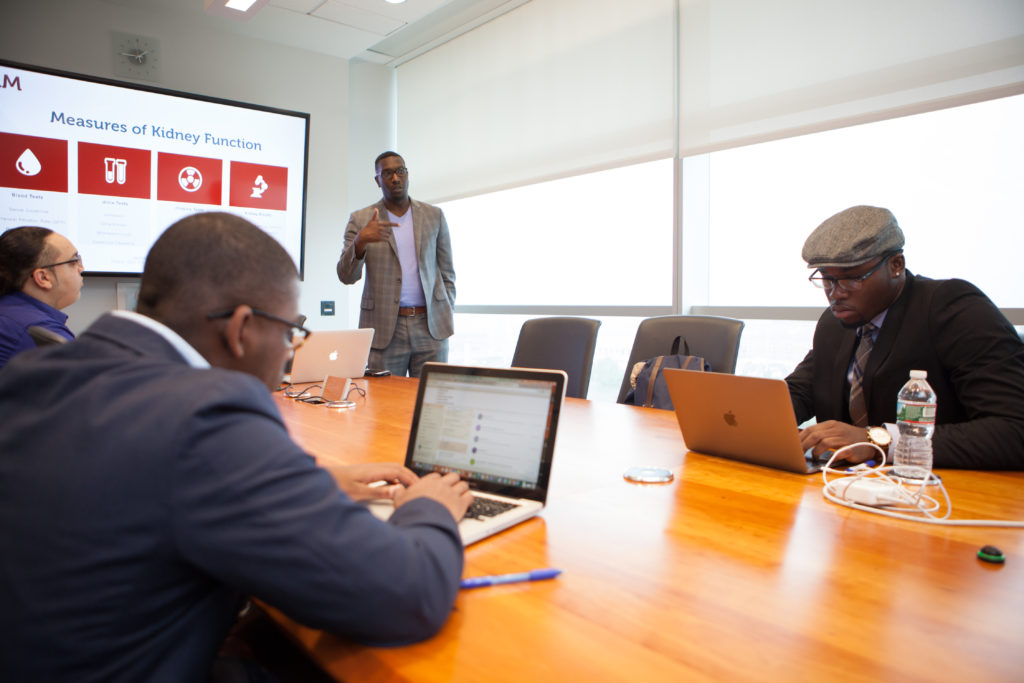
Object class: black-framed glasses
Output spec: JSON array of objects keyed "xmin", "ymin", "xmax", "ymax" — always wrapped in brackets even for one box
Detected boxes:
[
  {"xmin": 206, "ymin": 307, "xmax": 312, "ymax": 351},
  {"xmin": 36, "ymin": 254, "xmax": 83, "ymax": 270},
  {"xmin": 378, "ymin": 167, "xmax": 408, "ymax": 180},
  {"xmin": 809, "ymin": 253, "xmax": 896, "ymax": 292}
]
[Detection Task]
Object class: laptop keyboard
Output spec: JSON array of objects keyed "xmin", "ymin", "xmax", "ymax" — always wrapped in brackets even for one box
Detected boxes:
[{"xmin": 463, "ymin": 496, "xmax": 520, "ymax": 521}]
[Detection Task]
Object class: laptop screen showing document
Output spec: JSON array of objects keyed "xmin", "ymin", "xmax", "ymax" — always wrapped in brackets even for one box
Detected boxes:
[
  {"xmin": 406, "ymin": 363, "xmax": 565, "ymax": 501},
  {"xmin": 364, "ymin": 363, "xmax": 566, "ymax": 545}
]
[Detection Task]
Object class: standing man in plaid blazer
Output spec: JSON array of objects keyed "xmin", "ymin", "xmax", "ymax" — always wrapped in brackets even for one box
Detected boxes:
[{"xmin": 337, "ymin": 152, "xmax": 456, "ymax": 377}]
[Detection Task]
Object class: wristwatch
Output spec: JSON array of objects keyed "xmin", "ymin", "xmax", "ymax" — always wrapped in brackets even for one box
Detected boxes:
[{"xmin": 866, "ymin": 426, "xmax": 892, "ymax": 449}]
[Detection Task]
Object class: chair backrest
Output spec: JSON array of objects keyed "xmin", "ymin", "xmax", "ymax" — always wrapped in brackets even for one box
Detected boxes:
[
  {"xmin": 616, "ymin": 315, "xmax": 745, "ymax": 403},
  {"xmin": 511, "ymin": 316, "xmax": 601, "ymax": 399},
  {"xmin": 27, "ymin": 326, "xmax": 68, "ymax": 348}
]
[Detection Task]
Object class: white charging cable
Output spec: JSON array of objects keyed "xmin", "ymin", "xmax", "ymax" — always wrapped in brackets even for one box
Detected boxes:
[{"xmin": 821, "ymin": 444, "xmax": 1024, "ymax": 528}]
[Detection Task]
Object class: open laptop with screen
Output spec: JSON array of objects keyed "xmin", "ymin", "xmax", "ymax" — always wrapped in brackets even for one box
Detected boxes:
[
  {"xmin": 662, "ymin": 368, "xmax": 827, "ymax": 474},
  {"xmin": 286, "ymin": 328, "xmax": 374, "ymax": 383},
  {"xmin": 367, "ymin": 363, "xmax": 567, "ymax": 545}
]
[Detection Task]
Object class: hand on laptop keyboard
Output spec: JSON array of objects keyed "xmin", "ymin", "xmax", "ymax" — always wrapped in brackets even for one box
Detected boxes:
[
  {"xmin": 395, "ymin": 472, "xmax": 473, "ymax": 522},
  {"xmin": 463, "ymin": 496, "xmax": 520, "ymax": 521}
]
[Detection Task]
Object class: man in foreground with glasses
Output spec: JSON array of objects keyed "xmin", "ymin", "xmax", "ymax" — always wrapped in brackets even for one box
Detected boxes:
[
  {"xmin": 0, "ymin": 226, "xmax": 84, "ymax": 368},
  {"xmin": 0, "ymin": 212, "xmax": 472, "ymax": 680},
  {"xmin": 338, "ymin": 151, "xmax": 456, "ymax": 377},
  {"xmin": 786, "ymin": 205, "xmax": 1024, "ymax": 469}
]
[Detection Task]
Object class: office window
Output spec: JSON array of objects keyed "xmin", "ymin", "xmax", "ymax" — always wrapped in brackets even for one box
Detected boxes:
[
  {"xmin": 441, "ymin": 97, "xmax": 1024, "ymax": 402},
  {"xmin": 450, "ymin": 314, "xmax": 819, "ymax": 401},
  {"xmin": 677, "ymin": 0, "xmax": 1024, "ymax": 157},
  {"xmin": 705, "ymin": 93, "xmax": 1024, "ymax": 308},
  {"xmin": 731, "ymin": 319, "xmax": 817, "ymax": 380},
  {"xmin": 439, "ymin": 158, "xmax": 673, "ymax": 307},
  {"xmin": 398, "ymin": 0, "xmax": 674, "ymax": 200},
  {"xmin": 450, "ymin": 313, "xmax": 645, "ymax": 404}
]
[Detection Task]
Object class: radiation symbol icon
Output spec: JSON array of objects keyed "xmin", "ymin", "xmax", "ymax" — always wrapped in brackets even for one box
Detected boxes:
[{"xmin": 178, "ymin": 166, "xmax": 203, "ymax": 192}]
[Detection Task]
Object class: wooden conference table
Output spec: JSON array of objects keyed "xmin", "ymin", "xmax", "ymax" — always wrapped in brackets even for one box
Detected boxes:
[{"xmin": 265, "ymin": 376, "xmax": 1024, "ymax": 682}]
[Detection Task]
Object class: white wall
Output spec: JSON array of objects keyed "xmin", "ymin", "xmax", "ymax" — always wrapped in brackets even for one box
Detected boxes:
[
  {"xmin": 342, "ymin": 60, "xmax": 395, "ymax": 328},
  {"xmin": 0, "ymin": 0, "xmax": 387, "ymax": 332}
]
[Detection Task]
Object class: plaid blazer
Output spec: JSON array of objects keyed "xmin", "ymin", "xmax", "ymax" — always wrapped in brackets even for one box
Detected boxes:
[{"xmin": 337, "ymin": 198, "xmax": 456, "ymax": 348}]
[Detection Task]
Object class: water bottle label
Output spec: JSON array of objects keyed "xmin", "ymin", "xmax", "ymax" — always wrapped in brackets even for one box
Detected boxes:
[{"xmin": 897, "ymin": 401, "xmax": 936, "ymax": 424}]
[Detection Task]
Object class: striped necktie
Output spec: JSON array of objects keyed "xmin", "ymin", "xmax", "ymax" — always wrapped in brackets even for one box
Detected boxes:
[{"xmin": 848, "ymin": 322, "xmax": 877, "ymax": 427}]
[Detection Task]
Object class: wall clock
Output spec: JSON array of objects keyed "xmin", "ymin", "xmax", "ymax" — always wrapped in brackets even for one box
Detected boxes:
[{"xmin": 112, "ymin": 32, "xmax": 161, "ymax": 82}]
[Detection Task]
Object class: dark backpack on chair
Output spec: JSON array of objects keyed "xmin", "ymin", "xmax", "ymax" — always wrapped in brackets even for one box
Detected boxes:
[{"xmin": 624, "ymin": 336, "xmax": 711, "ymax": 410}]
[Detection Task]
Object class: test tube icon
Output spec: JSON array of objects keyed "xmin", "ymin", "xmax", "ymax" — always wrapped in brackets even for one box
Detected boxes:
[
  {"xmin": 115, "ymin": 159, "xmax": 127, "ymax": 184},
  {"xmin": 104, "ymin": 158, "xmax": 116, "ymax": 184}
]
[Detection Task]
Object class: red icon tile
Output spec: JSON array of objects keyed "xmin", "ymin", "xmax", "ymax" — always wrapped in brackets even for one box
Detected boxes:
[
  {"xmin": 229, "ymin": 161, "xmax": 288, "ymax": 211},
  {"xmin": 78, "ymin": 142, "xmax": 151, "ymax": 199},
  {"xmin": 0, "ymin": 132, "xmax": 68, "ymax": 193},
  {"xmin": 157, "ymin": 152, "xmax": 222, "ymax": 205}
]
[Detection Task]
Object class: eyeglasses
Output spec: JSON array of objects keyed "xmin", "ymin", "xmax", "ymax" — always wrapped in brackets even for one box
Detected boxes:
[
  {"xmin": 206, "ymin": 307, "xmax": 312, "ymax": 351},
  {"xmin": 378, "ymin": 167, "xmax": 408, "ymax": 180},
  {"xmin": 36, "ymin": 255, "xmax": 83, "ymax": 270},
  {"xmin": 808, "ymin": 253, "xmax": 895, "ymax": 292}
]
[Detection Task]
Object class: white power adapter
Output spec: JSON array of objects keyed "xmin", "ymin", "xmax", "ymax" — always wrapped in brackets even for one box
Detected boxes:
[
  {"xmin": 820, "ymin": 445, "xmax": 1024, "ymax": 526},
  {"xmin": 829, "ymin": 478, "xmax": 902, "ymax": 506}
]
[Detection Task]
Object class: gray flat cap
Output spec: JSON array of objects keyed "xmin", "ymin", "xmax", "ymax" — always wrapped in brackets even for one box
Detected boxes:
[{"xmin": 802, "ymin": 205, "xmax": 905, "ymax": 268}]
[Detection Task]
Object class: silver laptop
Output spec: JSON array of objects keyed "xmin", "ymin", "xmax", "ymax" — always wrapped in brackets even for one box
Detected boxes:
[
  {"xmin": 662, "ymin": 368, "xmax": 828, "ymax": 474},
  {"xmin": 368, "ymin": 363, "xmax": 566, "ymax": 545},
  {"xmin": 286, "ymin": 328, "xmax": 374, "ymax": 383}
]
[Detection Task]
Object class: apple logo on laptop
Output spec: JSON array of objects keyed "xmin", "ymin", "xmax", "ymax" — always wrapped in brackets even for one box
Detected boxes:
[
  {"xmin": 723, "ymin": 410, "xmax": 738, "ymax": 427},
  {"xmin": 329, "ymin": 350, "xmax": 338, "ymax": 361}
]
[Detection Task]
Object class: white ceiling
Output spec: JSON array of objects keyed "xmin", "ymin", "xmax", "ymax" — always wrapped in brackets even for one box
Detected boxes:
[{"xmin": 99, "ymin": 0, "xmax": 530, "ymax": 64}]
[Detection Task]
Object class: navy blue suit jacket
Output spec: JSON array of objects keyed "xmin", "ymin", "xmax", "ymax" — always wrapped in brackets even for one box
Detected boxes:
[
  {"xmin": 0, "ymin": 314, "xmax": 463, "ymax": 681},
  {"xmin": 787, "ymin": 273, "xmax": 1024, "ymax": 469}
]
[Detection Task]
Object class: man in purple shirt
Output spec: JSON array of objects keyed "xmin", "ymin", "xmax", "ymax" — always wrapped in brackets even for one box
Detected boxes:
[
  {"xmin": 337, "ymin": 152, "xmax": 456, "ymax": 377},
  {"xmin": 0, "ymin": 226, "xmax": 83, "ymax": 368}
]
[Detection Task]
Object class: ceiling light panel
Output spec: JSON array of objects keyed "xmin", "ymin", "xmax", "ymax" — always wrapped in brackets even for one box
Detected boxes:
[
  {"xmin": 225, "ymin": 0, "xmax": 261, "ymax": 10},
  {"xmin": 204, "ymin": 0, "xmax": 270, "ymax": 20}
]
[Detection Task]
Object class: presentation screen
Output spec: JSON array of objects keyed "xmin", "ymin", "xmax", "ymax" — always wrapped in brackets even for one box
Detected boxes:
[{"xmin": 0, "ymin": 60, "xmax": 309, "ymax": 276}]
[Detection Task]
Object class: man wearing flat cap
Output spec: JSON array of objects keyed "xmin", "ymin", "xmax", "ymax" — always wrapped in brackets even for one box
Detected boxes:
[{"xmin": 787, "ymin": 205, "xmax": 1024, "ymax": 469}]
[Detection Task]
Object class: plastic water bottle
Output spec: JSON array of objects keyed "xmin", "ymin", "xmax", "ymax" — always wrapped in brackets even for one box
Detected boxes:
[{"xmin": 893, "ymin": 370, "xmax": 937, "ymax": 480}]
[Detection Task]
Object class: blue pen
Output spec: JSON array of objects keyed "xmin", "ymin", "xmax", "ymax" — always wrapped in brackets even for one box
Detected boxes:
[{"xmin": 460, "ymin": 568, "xmax": 562, "ymax": 589}]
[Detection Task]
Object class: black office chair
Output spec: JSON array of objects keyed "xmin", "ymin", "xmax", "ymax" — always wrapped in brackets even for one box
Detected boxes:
[
  {"xmin": 616, "ymin": 315, "xmax": 744, "ymax": 403},
  {"xmin": 27, "ymin": 325, "xmax": 69, "ymax": 347},
  {"xmin": 511, "ymin": 317, "xmax": 601, "ymax": 399}
]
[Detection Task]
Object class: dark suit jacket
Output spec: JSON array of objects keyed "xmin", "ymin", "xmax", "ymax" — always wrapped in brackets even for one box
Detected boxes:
[
  {"xmin": 787, "ymin": 273, "xmax": 1024, "ymax": 469},
  {"xmin": 337, "ymin": 199, "xmax": 456, "ymax": 349},
  {"xmin": 0, "ymin": 314, "xmax": 463, "ymax": 681}
]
